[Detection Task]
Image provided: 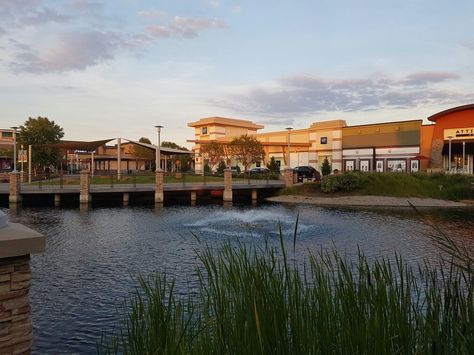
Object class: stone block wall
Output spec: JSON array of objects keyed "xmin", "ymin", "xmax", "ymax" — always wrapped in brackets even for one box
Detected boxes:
[{"xmin": 0, "ymin": 255, "xmax": 32, "ymax": 354}]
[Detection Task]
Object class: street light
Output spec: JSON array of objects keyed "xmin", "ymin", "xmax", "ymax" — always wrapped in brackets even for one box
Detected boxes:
[
  {"xmin": 286, "ymin": 127, "xmax": 293, "ymax": 168},
  {"xmin": 447, "ymin": 136, "xmax": 453, "ymax": 172},
  {"xmin": 155, "ymin": 125, "xmax": 163, "ymax": 171},
  {"xmin": 10, "ymin": 126, "xmax": 18, "ymax": 172}
]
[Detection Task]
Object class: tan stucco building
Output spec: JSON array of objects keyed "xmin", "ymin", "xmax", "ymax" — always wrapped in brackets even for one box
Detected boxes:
[{"xmin": 188, "ymin": 116, "xmax": 423, "ymax": 173}]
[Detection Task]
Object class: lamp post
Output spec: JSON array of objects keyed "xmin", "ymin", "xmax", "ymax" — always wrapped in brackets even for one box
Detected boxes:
[
  {"xmin": 286, "ymin": 127, "xmax": 293, "ymax": 168},
  {"xmin": 447, "ymin": 136, "xmax": 453, "ymax": 172},
  {"xmin": 10, "ymin": 126, "xmax": 18, "ymax": 172},
  {"xmin": 155, "ymin": 125, "xmax": 163, "ymax": 171}
]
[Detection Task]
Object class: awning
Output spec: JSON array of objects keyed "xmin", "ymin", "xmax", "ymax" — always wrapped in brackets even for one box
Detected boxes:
[
  {"xmin": 442, "ymin": 142, "xmax": 474, "ymax": 155},
  {"xmin": 122, "ymin": 139, "xmax": 193, "ymax": 155},
  {"xmin": 43, "ymin": 139, "xmax": 115, "ymax": 152}
]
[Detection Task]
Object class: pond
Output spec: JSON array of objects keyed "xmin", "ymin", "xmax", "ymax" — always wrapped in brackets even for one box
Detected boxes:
[{"xmin": 2, "ymin": 203, "xmax": 473, "ymax": 354}]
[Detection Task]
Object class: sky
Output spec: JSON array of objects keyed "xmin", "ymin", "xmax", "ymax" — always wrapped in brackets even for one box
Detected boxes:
[{"xmin": 1, "ymin": 0, "xmax": 473, "ymax": 147}]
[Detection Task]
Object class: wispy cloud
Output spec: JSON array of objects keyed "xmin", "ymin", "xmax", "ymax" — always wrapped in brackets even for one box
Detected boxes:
[
  {"xmin": 211, "ymin": 72, "xmax": 473, "ymax": 118},
  {"xmin": 10, "ymin": 31, "xmax": 124, "ymax": 73},
  {"xmin": 137, "ymin": 9, "xmax": 166, "ymax": 19},
  {"xmin": 147, "ymin": 16, "xmax": 226, "ymax": 39}
]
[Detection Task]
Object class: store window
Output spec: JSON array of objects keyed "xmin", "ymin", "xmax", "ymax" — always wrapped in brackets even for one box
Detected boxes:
[
  {"xmin": 320, "ymin": 137, "xmax": 328, "ymax": 144},
  {"xmin": 201, "ymin": 127, "xmax": 208, "ymax": 134},
  {"xmin": 2, "ymin": 132, "xmax": 13, "ymax": 138}
]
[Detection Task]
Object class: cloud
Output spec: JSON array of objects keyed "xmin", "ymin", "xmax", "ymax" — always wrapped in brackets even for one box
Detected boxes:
[
  {"xmin": 204, "ymin": 0, "xmax": 219, "ymax": 7},
  {"xmin": 137, "ymin": 9, "xmax": 166, "ymax": 19},
  {"xmin": 147, "ymin": 16, "xmax": 226, "ymax": 38},
  {"xmin": 211, "ymin": 72, "xmax": 472, "ymax": 117},
  {"xmin": 9, "ymin": 31, "xmax": 124, "ymax": 73},
  {"xmin": 66, "ymin": 0, "xmax": 103, "ymax": 13},
  {"xmin": 24, "ymin": 7, "xmax": 71, "ymax": 24},
  {"xmin": 403, "ymin": 71, "xmax": 460, "ymax": 85}
]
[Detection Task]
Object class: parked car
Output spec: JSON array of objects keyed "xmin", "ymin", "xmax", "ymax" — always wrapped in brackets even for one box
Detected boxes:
[
  {"xmin": 249, "ymin": 167, "xmax": 270, "ymax": 175},
  {"xmin": 293, "ymin": 166, "xmax": 321, "ymax": 182}
]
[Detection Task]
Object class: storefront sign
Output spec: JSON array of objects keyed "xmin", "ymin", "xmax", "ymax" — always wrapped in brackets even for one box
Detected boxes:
[{"xmin": 444, "ymin": 128, "xmax": 474, "ymax": 140}]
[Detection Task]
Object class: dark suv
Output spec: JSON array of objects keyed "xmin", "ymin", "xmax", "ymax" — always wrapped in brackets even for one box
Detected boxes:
[{"xmin": 293, "ymin": 166, "xmax": 321, "ymax": 182}]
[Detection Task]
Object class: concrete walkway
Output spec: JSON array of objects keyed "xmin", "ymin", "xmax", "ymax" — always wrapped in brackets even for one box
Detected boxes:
[{"xmin": 266, "ymin": 195, "xmax": 470, "ymax": 207}]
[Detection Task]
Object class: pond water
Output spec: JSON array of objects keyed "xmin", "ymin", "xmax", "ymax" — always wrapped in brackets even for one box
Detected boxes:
[{"xmin": 2, "ymin": 203, "xmax": 473, "ymax": 354}]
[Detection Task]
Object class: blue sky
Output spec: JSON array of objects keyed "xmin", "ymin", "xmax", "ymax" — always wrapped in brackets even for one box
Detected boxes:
[{"xmin": 1, "ymin": 0, "xmax": 473, "ymax": 146}]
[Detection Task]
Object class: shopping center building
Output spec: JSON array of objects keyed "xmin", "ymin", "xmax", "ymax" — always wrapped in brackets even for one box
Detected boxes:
[{"xmin": 188, "ymin": 104, "xmax": 474, "ymax": 174}]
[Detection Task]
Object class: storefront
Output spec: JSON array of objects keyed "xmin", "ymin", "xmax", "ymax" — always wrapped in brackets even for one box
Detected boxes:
[
  {"xmin": 342, "ymin": 120, "xmax": 422, "ymax": 173},
  {"xmin": 426, "ymin": 104, "xmax": 474, "ymax": 174}
]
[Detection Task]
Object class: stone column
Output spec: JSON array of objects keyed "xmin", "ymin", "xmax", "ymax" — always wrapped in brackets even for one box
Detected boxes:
[
  {"xmin": 283, "ymin": 168, "xmax": 294, "ymax": 188},
  {"xmin": 251, "ymin": 189, "xmax": 257, "ymax": 202},
  {"xmin": 190, "ymin": 191, "xmax": 197, "ymax": 204},
  {"xmin": 155, "ymin": 170, "xmax": 164, "ymax": 203},
  {"xmin": 223, "ymin": 169, "xmax": 233, "ymax": 202},
  {"xmin": 0, "ymin": 211, "xmax": 45, "ymax": 354},
  {"xmin": 79, "ymin": 170, "xmax": 91, "ymax": 204},
  {"xmin": 9, "ymin": 172, "xmax": 22, "ymax": 204}
]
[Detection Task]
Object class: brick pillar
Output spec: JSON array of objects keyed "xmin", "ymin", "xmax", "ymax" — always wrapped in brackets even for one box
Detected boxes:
[
  {"xmin": 0, "ymin": 211, "xmax": 45, "ymax": 355},
  {"xmin": 430, "ymin": 138, "xmax": 444, "ymax": 169},
  {"xmin": 0, "ymin": 255, "xmax": 33, "ymax": 354},
  {"xmin": 223, "ymin": 169, "xmax": 233, "ymax": 202},
  {"xmin": 9, "ymin": 172, "xmax": 22, "ymax": 203},
  {"xmin": 79, "ymin": 170, "xmax": 91, "ymax": 204},
  {"xmin": 155, "ymin": 170, "xmax": 164, "ymax": 203},
  {"xmin": 283, "ymin": 168, "xmax": 294, "ymax": 187}
]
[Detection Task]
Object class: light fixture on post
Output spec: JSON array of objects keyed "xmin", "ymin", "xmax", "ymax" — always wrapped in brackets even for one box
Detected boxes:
[
  {"xmin": 10, "ymin": 126, "xmax": 18, "ymax": 172},
  {"xmin": 155, "ymin": 125, "xmax": 163, "ymax": 171},
  {"xmin": 447, "ymin": 136, "xmax": 453, "ymax": 172},
  {"xmin": 285, "ymin": 127, "xmax": 293, "ymax": 168}
]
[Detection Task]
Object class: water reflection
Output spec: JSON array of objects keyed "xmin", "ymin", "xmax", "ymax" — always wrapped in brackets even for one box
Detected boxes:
[{"xmin": 0, "ymin": 203, "xmax": 472, "ymax": 354}]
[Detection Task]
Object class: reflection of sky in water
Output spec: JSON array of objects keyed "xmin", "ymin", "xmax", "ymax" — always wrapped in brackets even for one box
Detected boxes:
[{"xmin": 1, "ymin": 204, "xmax": 472, "ymax": 354}]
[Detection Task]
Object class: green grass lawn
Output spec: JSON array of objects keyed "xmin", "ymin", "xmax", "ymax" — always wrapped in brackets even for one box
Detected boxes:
[{"xmin": 282, "ymin": 172, "xmax": 474, "ymax": 201}]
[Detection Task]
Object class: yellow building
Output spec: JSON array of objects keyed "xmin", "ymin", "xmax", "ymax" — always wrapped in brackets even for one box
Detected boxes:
[{"xmin": 188, "ymin": 117, "xmax": 347, "ymax": 172}]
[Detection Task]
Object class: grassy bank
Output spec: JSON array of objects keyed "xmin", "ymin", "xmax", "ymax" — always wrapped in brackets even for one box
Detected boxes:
[
  {"xmin": 98, "ymin": 227, "xmax": 474, "ymax": 354},
  {"xmin": 282, "ymin": 172, "xmax": 474, "ymax": 201}
]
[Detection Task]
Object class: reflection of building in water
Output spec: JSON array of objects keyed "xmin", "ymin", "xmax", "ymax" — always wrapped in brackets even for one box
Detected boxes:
[
  {"xmin": 421, "ymin": 104, "xmax": 474, "ymax": 174},
  {"xmin": 0, "ymin": 129, "xmax": 14, "ymax": 172}
]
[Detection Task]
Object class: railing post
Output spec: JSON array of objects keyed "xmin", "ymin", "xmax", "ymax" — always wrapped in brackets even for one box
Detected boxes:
[
  {"xmin": 223, "ymin": 168, "xmax": 233, "ymax": 202},
  {"xmin": 80, "ymin": 170, "xmax": 91, "ymax": 204},
  {"xmin": 284, "ymin": 168, "xmax": 294, "ymax": 188},
  {"xmin": 155, "ymin": 170, "xmax": 164, "ymax": 203},
  {"xmin": 8, "ymin": 172, "xmax": 22, "ymax": 203},
  {"xmin": 0, "ymin": 210, "xmax": 45, "ymax": 354}
]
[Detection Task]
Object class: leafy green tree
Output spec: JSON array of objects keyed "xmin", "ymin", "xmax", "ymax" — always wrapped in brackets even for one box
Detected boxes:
[
  {"xmin": 230, "ymin": 135, "xmax": 265, "ymax": 172},
  {"xmin": 216, "ymin": 160, "xmax": 227, "ymax": 174},
  {"xmin": 266, "ymin": 156, "xmax": 280, "ymax": 173},
  {"xmin": 321, "ymin": 157, "xmax": 331, "ymax": 176},
  {"xmin": 18, "ymin": 117, "xmax": 64, "ymax": 171},
  {"xmin": 204, "ymin": 163, "xmax": 212, "ymax": 175},
  {"xmin": 200, "ymin": 141, "xmax": 225, "ymax": 171}
]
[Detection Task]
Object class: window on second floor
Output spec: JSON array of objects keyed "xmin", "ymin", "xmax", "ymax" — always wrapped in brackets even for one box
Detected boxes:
[{"xmin": 201, "ymin": 127, "xmax": 208, "ymax": 134}]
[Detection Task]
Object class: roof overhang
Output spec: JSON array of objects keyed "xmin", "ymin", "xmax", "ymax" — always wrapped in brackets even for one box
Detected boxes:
[{"xmin": 428, "ymin": 104, "xmax": 474, "ymax": 122}]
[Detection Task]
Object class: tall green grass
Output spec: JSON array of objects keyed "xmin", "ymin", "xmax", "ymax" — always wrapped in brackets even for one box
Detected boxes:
[{"xmin": 98, "ymin": 221, "xmax": 474, "ymax": 354}]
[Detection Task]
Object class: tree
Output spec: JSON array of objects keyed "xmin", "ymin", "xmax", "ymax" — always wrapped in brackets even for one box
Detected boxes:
[
  {"xmin": 18, "ymin": 117, "xmax": 64, "ymax": 171},
  {"xmin": 266, "ymin": 156, "xmax": 280, "ymax": 173},
  {"xmin": 216, "ymin": 160, "xmax": 227, "ymax": 174},
  {"xmin": 229, "ymin": 134, "xmax": 265, "ymax": 172},
  {"xmin": 200, "ymin": 141, "xmax": 225, "ymax": 171},
  {"xmin": 162, "ymin": 141, "xmax": 192, "ymax": 172},
  {"xmin": 321, "ymin": 157, "xmax": 331, "ymax": 176}
]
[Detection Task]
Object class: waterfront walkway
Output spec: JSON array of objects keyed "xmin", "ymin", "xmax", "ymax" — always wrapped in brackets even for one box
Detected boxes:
[{"xmin": 266, "ymin": 195, "xmax": 470, "ymax": 207}]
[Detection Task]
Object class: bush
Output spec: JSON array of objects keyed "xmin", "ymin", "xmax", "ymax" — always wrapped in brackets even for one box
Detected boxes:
[
  {"xmin": 321, "ymin": 157, "xmax": 331, "ymax": 176},
  {"xmin": 321, "ymin": 172, "xmax": 363, "ymax": 193},
  {"xmin": 203, "ymin": 163, "xmax": 211, "ymax": 175},
  {"xmin": 266, "ymin": 157, "xmax": 280, "ymax": 173}
]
